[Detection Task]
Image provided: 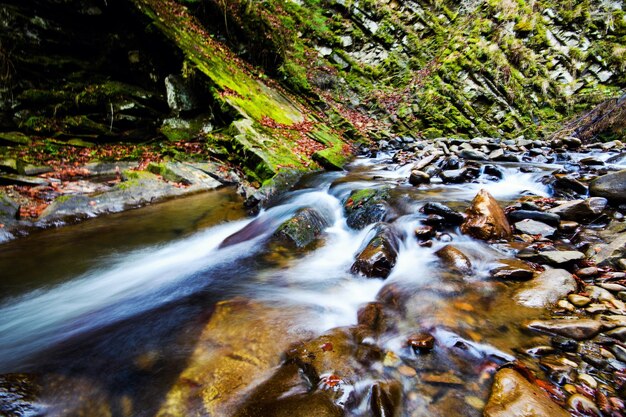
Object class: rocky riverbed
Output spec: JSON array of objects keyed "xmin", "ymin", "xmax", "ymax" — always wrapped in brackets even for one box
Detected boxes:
[{"xmin": 1, "ymin": 134, "xmax": 625, "ymax": 416}]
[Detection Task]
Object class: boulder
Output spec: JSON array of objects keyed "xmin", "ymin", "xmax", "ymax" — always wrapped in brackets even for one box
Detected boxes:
[
  {"xmin": 513, "ymin": 269, "xmax": 576, "ymax": 308},
  {"xmin": 461, "ymin": 189, "xmax": 511, "ymax": 241},
  {"xmin": 272, "ymin": 208, "xmax": 330, "ymax": 248},
  {"xmin": 351, "ymin": 223, "xmax": 400, "ymax": 279},
  {"xmin": 484, "ymin": 368, "xmax": 570, "ymax": 417},
  {"xmin": 434, "ymin": 245, "xmax": 472, "ymax": 275},
  {"xmin": 548, "ymin": 197, "xmax": 607, "ymax": 222},
  {"xmin": 344, "ymin": 188, "xmax": 394, "ymax": 230},
  {"xmin": 421, "ymin": 202, "xmax": 464, "ymax": 226}
]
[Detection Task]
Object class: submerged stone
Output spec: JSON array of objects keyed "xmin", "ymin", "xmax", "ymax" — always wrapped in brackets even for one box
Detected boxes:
[
  {"xmin": 514, "ymin": 269, "xmax": 576, "ymax": 308},
  {"xmin": 434, "ymin": 245, "xmax": 473, "ymax": 275}
]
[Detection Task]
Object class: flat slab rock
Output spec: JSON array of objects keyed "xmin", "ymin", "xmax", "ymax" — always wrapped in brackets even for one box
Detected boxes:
[
  {"xmin": 514, "ymin": 219, "xmax": 556, "ymax": 237},
  {"xmin": 526, "ymin": 318, "xmax": 603, "ymax": 340},
  {"xmin": 484, "ymin": 368, "xmax": 570, "ymax": 417},
  {"xmin": 514, "ymin": 268, "xmax": 576, "ymax": 308}
]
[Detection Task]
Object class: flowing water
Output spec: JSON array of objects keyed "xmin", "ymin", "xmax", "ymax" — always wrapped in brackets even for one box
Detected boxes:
[{"xmin": 0, "ymin": 153, "xmax": 608, "ymax": 416}]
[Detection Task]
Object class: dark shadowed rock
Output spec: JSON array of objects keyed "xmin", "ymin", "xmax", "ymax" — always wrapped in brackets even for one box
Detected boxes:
[
  {"xmin": 344, "ymin": 188, "xmax": 394, "ymax": 229},
  {"xmin": 352, "ymin": 223, "xmax": 400, "ymax": 278},
  {"xmin": 590, "ymin": 169, "xmax": 626, "ymax": 203},
  {"xmin": 434, "ymin": 245, "xmax": 472, "ymax": 275},
  {"xmin": 484, "ymin": 368, "xmax": 570, "ymax": 417},
  {"xmin": 421, "ymin": 202, "xmax": 464, "ymax": 225},
  {"xmin": 507, "ymin": 210, "xmax": 560, "ymax": 226},
  {"xmin": 461, "ymin": 189, "xmax": 511, "ymax": 241},
  {"xmin": 272, "ymin": 207, "xmax": 330, "ymax": 248}
]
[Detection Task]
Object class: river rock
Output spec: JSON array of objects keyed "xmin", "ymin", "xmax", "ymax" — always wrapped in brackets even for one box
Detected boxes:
[
  {"xmin": 508, "ymin": 210, "xmax": 561, "ymax": 227},
  {"xmin": 369, "ymin": 381, "xmax": 402, "ymax": 417},
  {"xmin": 514, "ymin": 269, "xmax": 576, "ymax": 308},
  {"xmin": 408, "ymin": 170, "xmax": 430, "ymax": 185},
  {"xmin": 421, "ymin": 202, "xmax": 464, "ymax": 225},
  {"xmin": 461, "ymin": 189, "xmax": 512, "ymax": 241},
  {"xmin": 593, "ymin": 231, "xmax": 626, "ymax": 268},
  {"xmin": 459, "ymin": 149, "xmax": 488, "ymax": 161},
  {"xmin": 156, "ymin": 299, "xmax": 308, "ymax": 417},
  {"xmin": 434, "ymin": 245, "xmax": 472, "ymax": 275},
  {"xmin": 232, "ymin": 363, "xmax": 343, "ymax": 417},
  {"xmin": 440, "ymin": 168, "xmax": 469, "ymax": 183},
  {"xmin": 272, "ymin": 207, "xmax": 330, "ymax": 248},
  {"xmin": 514, "ymin": 219, "xmax": 556, "ymax": 237},
  {"xmin": 554, "ymin": 174, "xmax": 588, "ymax": 195},
  {"xmin": 490, "ymin": 259, "xmax": 535, "ymax": 281},
  {"xmin": 484, "ymin": 368, "xmax": 569, "ymax": 417},
  {"xmin": 352, "ymin": 223, "xmax": 400, "ymax": 278},
  {"xmin": 164, "ymin": 74, "xmax": 198, "ymax": 113},
  {"xmin": 548, "ymin": 197, "xmax": 608, "ymax": 222},
  {"xmin": 590, "ymin": 169, "xmax": 626, "ymax": 203},
  {"xmin": 526, "ymin": 319, "xmax": 602, "ymax": 340},
  {"xmin": 344, "ymin": 188, "xmax": 394, "ymax": 229},
  {"xmin": 537, "ymin": 250, "xmax": 585, "ymax": 265}
]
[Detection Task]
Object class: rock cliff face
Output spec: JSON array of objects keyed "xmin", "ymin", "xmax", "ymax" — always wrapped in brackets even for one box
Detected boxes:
[{"xmin": 1, "ymin": 0, "xmax": 625, "ymax": 180}]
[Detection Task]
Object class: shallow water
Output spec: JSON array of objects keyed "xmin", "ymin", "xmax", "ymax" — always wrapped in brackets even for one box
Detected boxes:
[{"xmin": 0, "ymin": 156, "xmax": 560, "ymax": 416}]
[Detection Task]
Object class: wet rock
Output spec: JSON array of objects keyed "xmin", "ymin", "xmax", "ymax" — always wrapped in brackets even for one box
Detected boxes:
[
  {"xmin": 606, "ymin": 326, "xmax": 626, "ymax": 341},
  {"xmin": 344, "ymin": 188, "xmax": 394, "ymax": 229},
  {"xmin": 490, "ymin": 259, "xmax": 535, "ymax": 281},
  {"xmin": 567, "ymin": 394, "xmax": 601, "ymax": 416},
  {"xmin": 548, "ymin": 197, "xmax": 608, "ymax": 222},
  {"xmin": 440, "ymin": 168, "xmax": 469, "ymax": 183},
  {"xmin": 576, "ymin": 266, "xmax": 598, "ymax": 278},
  {"xmin": 568, "ymin": 294, "xmax": 591, "ymax": 307},
  {"xmin": 593, "ymin": 231, "xmax": 626, "ymax": 268},
  {"xmin": 272, "ymin": 207, "xmax": 330, "ymax": 248},
  {"xmin": 352, "ymin": 223, "xmax": 400, "ymax": 278},
  {"xmin": 0, "ymin": 374, "xmax": 42, "ymax": 417},
  {"xmin": 514, "ymin": 219, "xmax": 556, "ymax": 237},
  {"xmin": 414, "ymin": 225, "xmax": 435, "ymax": 240},
  {"xmin": 483, "ymin": 164, "xmax": 505, "ymax": 179},
  {"xmin": 408, "ymin": 170, "xmax": 430, "ymax": 185},
  {"xmin": 537, "ymin": 250, "xmax": 585, "ymax": 266},
  {"xmin": 484, "ymin": 368, "xmax": 570, "ymax": 417},
  {"xmin": 461, "ymin": 189, "xmax": 512, "ymax": 241},
  {"xmin": 357, "ymin": 302, "xmax": 387, "ymax": 333},
  {"xmin": 232, "ymin": 363, "xmax": 344, "ymax": 417},
  {"xmin": 514, "ymin": 269, "xmax": 576, "ymax": 308},
  {"xmin": 0, "ymin": 174, "xmax": 49, "ymax": 186},
  {"xmin": 434, "ymin": 245, "xmax": 472, "ymax": 275},
  {"xmin": 407, "ymin": 333, "xmax": 435, "ymax": 352},
  {"xmin": 157, "ymin": 299, "xmax": 308, "ymax": 417},
  {"xmin": 507, "ymin": 210, "xmax": 560, "ymax": 227},
  {"xmin": 590, "ymin": 169, "xmax": 626, "ymax": 203},
  {"xmin": 421, "ymin": 202, "xmax": 464, "ymax": 226},
  {"xmin": 558, "ymin": 220, "xmax": 579, "ymax": 232},
  {"xmin": 369, "ymin": 381, "xmax": 402, "ymax": 417},
  {"xmin": 585, "ymin": 285, "xmax": 614, "ymax": 302},
  {"xmin": 554, "ymin": 174, "xmax": 589, "ymax": 195},
  {"xmin": 526, "ymin": 319, "xmax": 602, "ymax": 340}
]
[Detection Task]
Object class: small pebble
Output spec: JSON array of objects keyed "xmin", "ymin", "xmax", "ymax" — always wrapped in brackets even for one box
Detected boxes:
[
  {"xmin": 398, "ymin": 365, "xmax": 417, "ymax": 377},
  {"xmin": 586, "ymin": 304, "xmax": 608, "ymax": 314},
  {"xmin": 568, "ymin": 393, "xmax": 601, "ymax": 415},
  {"xmin": 557, "ymin": 299, "xmax": 575, "ymax": 311},
  {"xmin": 577, "ymin": 373, "xmax": 597, "ymax": 389},
  {"xmin": 568, "ymin": 294, "xmax": 591, "ymax": 307},
  {"xmin": 577, "ymin": 266, "xmax": 599, "ymax": 277}
]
